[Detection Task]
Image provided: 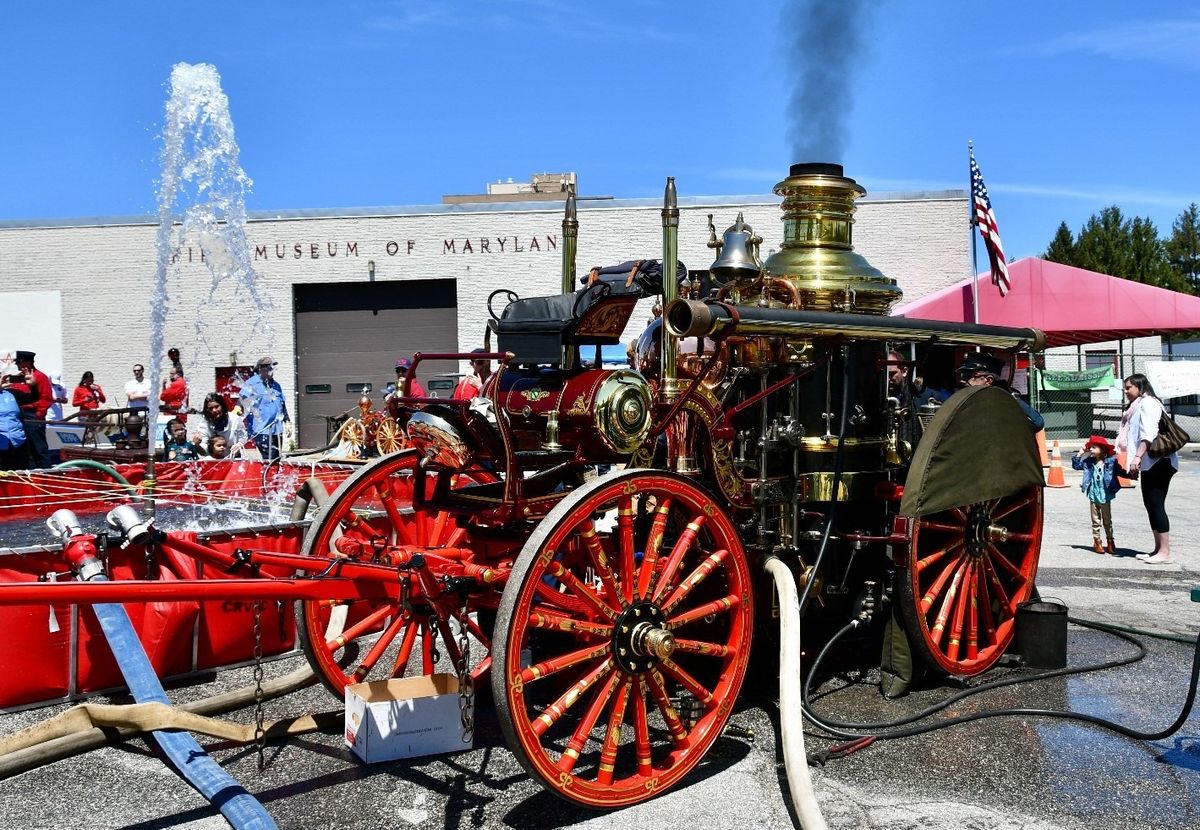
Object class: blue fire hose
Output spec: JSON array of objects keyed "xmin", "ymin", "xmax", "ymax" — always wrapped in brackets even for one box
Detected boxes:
[{"xmin": 91, "ymin": 596, "xmax": 276, "ymax": 829}]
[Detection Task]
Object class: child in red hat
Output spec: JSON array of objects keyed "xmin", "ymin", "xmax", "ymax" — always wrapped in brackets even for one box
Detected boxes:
[{"xmin": 1072, "ymin": 435, "xmax": 1122, "ymax": 554}]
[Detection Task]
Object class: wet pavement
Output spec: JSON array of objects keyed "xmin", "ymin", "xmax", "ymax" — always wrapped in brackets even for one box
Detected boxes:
[{"xmin": 1, "ymin": 448, "xmax": 1197, "ymax": 829}]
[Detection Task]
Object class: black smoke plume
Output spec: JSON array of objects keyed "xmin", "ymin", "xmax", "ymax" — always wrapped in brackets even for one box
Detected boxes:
[{"xmin": 784, "ymin": 0, "xmax": 871, "ymax": 164}]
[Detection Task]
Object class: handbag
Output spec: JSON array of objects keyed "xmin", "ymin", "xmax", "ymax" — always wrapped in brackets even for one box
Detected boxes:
[{"xmin": 1148, "ymin": 410, "xmax": 1190, "ymax": 458}]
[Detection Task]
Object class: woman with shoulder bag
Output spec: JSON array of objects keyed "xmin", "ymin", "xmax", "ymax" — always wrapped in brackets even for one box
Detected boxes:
[{"xmin": 1116, "ymin": 374, "xmax": 1178, "ymax": 563}]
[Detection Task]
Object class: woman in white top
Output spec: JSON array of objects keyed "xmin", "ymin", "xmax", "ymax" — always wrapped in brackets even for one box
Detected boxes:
[
  {"xmin": 1116, "ymin": 374, "xmax": 1179, "ymax": 563},
  {"xmin": 192, "ymin": 392, "xmax": 247, "ymax": 456}
]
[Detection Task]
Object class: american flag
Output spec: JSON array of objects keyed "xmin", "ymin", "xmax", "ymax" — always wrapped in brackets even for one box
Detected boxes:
[{"xmin": 969, "ymin": 145, "xmax": 1010, "ymax": 296}]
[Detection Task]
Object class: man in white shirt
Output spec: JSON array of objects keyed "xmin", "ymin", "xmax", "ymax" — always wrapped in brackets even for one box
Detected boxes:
[{"xmin": 125, "ymin": 364, "xmax": 150, "ymax": 410}]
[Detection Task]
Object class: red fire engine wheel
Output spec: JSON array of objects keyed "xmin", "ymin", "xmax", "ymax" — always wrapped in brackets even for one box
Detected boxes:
[
  {"xmin": 493, "ymin": 469, "xmax": 754, "ymax": 809},
  {"xmin": 298, "ymin": 450, "xmax": 489, "ymax": 697},
  {"xmin": 899, "ymin": 485, "xmax": 1043, "ymax": 676}
]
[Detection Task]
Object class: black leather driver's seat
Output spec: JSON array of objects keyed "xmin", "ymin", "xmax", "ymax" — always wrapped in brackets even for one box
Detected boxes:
[{"xmin": 491, "ymin": 282, "xmax": 641, "ymax": 367}]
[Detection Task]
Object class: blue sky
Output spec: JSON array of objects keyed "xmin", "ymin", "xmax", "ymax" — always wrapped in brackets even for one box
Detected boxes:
[{"xmin": 1, "ymin": 1, "xmax": 1197, "ymax": 262}]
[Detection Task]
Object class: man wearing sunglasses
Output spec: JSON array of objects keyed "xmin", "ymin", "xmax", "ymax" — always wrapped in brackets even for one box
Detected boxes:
[
  {"xmin": 239, "ymin": 356, "xmax": 290, "ymax": 461},
  {"xmin": 956, "ymin": 352, "xmax": 1044, "ymax": 432}
]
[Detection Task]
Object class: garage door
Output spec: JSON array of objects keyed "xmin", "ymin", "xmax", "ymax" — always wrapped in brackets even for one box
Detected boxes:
[{"xmin": 294, "ymin": 279, "xmax": 459, "ymax": 447}]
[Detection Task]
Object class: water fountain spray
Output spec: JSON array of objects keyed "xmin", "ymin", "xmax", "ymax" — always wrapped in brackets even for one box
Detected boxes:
[{"xmin": 147, "ymin": 62, "xmax": 274, "ymax": 514}]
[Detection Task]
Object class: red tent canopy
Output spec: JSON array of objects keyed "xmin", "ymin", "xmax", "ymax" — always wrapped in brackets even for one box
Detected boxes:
[{"xmin": 893, "ymin": 257, "xmax": 1200, "ymax": 347}]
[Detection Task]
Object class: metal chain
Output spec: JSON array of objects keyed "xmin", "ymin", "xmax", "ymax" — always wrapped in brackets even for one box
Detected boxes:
[
  {"xmin": 252, "ymin": 600, "xmax": 266, "ymax": 772},
  {"xmin": 455, "ymin": 600, "xmax": 474, "ymax": 744}
]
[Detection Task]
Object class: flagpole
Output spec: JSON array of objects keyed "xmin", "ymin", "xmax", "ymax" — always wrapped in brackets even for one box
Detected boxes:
[{"xmin": 968, "ymin": 140, "xmax": 980, "ymax": 325}]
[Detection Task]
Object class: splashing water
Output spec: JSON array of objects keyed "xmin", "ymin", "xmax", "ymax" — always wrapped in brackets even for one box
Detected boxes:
[{"xmin": 149, "ymin": 63, "xmax": 273, "ymax": 440}]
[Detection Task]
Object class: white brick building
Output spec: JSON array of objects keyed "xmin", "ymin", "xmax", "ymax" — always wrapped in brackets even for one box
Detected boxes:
[{"xmin": 0, "ymin": 188, "xmax": 969, "ymax": 445}]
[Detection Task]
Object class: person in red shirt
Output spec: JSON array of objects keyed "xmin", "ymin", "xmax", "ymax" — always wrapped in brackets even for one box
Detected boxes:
[
  {"xmin": 72, "ymin": 371, "xmax": 108, "ymax": 414},
  {"xmin": 453, "ymin": 349, "xmax": 492, "ymax": 401},
  {"xmin": 160, "ymin": 365, "xmax": 190, "ymax": 423},
  {"xmin": 15, "ymin": 350, "xmax": 54, "ymax": 467}
]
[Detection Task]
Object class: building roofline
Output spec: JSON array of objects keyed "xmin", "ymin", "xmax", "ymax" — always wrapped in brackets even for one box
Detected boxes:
[{"xmin": 0, "ymin": 189, "xmax": 966, "ymax": 229}]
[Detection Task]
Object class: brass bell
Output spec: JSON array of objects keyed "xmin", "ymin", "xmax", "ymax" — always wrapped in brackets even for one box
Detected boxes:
[{"xmin": 709, "ymin": 212, "xmax": 762, "ymax": 286}]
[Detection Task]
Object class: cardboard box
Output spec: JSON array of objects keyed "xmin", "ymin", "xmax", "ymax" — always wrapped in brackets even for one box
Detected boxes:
[{"xmin": 344, "ymin": 673, "xmax": 471, "ymax": 763}]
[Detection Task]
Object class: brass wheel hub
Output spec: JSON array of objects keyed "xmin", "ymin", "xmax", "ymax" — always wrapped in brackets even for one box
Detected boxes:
[
  {"xmin": 965, "ymin": 503, "xmax": 1008, "ymax": 556},
  {"xmin": 612, "ymin": 603, "xmax": 672, "ymax": 673}
]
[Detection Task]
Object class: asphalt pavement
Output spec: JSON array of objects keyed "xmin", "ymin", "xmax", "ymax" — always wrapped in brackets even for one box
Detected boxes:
[{"xmin": 1, "ymin": 447, "xmax": 1197, "ymax": 830}]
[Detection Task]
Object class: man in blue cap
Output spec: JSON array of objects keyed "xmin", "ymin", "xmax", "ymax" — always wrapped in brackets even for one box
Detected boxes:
[{"xmin": 239, "ymin": 356, "xmax": 290, "ymax": 461}]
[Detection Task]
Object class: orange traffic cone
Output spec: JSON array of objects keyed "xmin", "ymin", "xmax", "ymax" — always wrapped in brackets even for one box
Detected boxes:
[
  {"xmin": 1046, "ymin": 440, "xmax": 1069, "ymax": 488},
  {"xmin": 1116, "ymin": 465, "xmax": 1135, "ymax": 488},
  {"xmin": 1035, "ymin": 429, "xmax": 1049, "ymax": 469}
]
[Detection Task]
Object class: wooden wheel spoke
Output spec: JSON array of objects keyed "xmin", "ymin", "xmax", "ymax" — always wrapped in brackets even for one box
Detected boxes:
[
  {"xmin": 651, "ymin": 515, "xmax": 707, "ymax": 603},
  {"xmin": 667, "ymin": 594, "xmax": 740, "ymax": 629},
  {"xmin": 976, "ymin": 562, "xmax": 998, "ymax": 645},
  {"xmin": 388, "ymin": 617, "xmax": 421, "ymax": 678},
  {"xmin": 920, "ymin": 549, "xmax": 965, "ymax": 613},
  {"xmin": 350, "ymin": 612, "xmax": 411, "ymax": 683},
  {"xmin": 658, "ymin": 657, "xmax": 714, "ymax": 706},
  {"xmin": 929, "ymin": 559, "xmax": 968, "ymax": 647},
  {"xmin": 617, "ymin": 497, "xmax": 636, "ymax": 604},
  {"xmin": 377, "ymin": 483, "xmax": 412, "ymax": 545},
  {"xmin": 948, "ymin": 561, "xmax": 974, "ymax": 661},
  {"xmin": 597, "ymin": 679, "xmax": 633, "ymax": 786},
  {"xmin": 916, "ymin": 540, "xmax": 963, "ymax": 574},
  {"xmin": 920, "ymin": 520, "xmax": 964, "ymax": 533},
  {"xmin": 986, "ymin": 541, "xmax": 1028, "ymax": 583},
  {"xmin": 951, "ymin": 507, "xmax": 969, "ymax": 522},
  {"xmin": 981, "ymin": 556, "xmax": 1014, "ymax": 621},
  {"xmin": 965, "ymin": 564, "xmax": 979, "ymax": 660},
  {"xmin": 579, "ymin": 520, "xmax": 624, "ymax": 608},
  {"xmin": 324, "ymin": 603, "xmax": 394, "ymax": 650},
  {"xmin": 532, "ymin": 657, "xmax": 614, "ymax": 738},
  {"xmin": 522, "ymin": 642, "xmax": 611, "ymax": 688},
  {"xmin": 992, "ymin": 494, "xmax": 1035, "ymax": 522},
  {"xmin": 633, "ymin": 678, "xmax": 653, "ymax": 777},
  {"xmin": 544, "ymin": 560, "xmax": 619, "ymax": 621},
  {"xmin": 636, "ymin": 498, "xmax": 673, "ymax": 600},
  {"xmin": 660, "ymin": 548, "xmax": 729, "ymax": 616},
  {"xmin": 645, "ymin": 668, "xmax": 690, "ymax": 747},
  {"xmin": 671, "ymin": 638, "xmax": 733, "ymax": 658},
  {"xmin": 527, "ymin": 609, "xmax": 613, "ymax": 639},
  {"xmin": 555, "ymin": 671, "xmax": 622, "ymax": 771}
]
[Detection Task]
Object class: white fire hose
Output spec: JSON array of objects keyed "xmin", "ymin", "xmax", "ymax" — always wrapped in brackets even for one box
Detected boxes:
[{"xmin": 763, "ymin": 556, "xmax": 829, "ymax": 830}]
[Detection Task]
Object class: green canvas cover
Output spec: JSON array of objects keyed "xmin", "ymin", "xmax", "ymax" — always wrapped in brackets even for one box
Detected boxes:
[{"xmin": 899, "ymin": 386, "xmax": 1044, "ymax": 518}]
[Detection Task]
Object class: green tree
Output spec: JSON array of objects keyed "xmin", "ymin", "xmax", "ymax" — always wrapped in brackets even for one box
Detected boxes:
[
  {"xmin": 1073, "ymin": 206, "xmax": 1131, "ymax": 277},
  {"xmin": 1044, "ymin": 221, "xmax": 1076, "ymax": 264},
  {"xmin": 1126, "ymin": 216, "xmax": 1172, "ymax": 287},
  {"xmin": 1165, "ymin": 203, "xmax": 1200, "ymax": 293}
]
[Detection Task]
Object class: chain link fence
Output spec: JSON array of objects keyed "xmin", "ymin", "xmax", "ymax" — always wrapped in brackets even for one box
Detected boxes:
[{"xmin": 1031, "ymin": 350, "xmax": 1200, "ymax": 441}]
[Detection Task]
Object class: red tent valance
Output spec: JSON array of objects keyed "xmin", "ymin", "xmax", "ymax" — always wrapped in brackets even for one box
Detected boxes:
[{"xmin": 893, "ymin": 257, "xmax": 1200, "ymax": 348}]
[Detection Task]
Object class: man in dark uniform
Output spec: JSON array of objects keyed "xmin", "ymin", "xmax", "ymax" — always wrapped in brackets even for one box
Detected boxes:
[
  {"xmin": 15, "ymin": 350, "xmax": 54, "ymax": 467},
  {"xmin": 957, "ymin": 352, "xmax": 1044, "ymax": 431}
]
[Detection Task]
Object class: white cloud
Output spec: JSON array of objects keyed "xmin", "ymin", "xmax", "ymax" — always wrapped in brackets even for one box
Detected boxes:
[
  {"xmin": 1020, "ymin": 18, "xmax": 1200, "ymax": 70},
  {"xmin": 363, "ymin": 0, "xmax": 679, "ymax": 42}
]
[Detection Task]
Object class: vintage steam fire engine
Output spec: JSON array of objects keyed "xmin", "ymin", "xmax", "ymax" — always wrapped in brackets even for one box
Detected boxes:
[{"xmin": 3, "ymin": 163, "xmax": 1046, "ymax": 811}]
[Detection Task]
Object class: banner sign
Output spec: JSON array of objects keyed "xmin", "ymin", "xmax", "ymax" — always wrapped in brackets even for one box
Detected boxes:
[
  {"xmin": 1144, "ymin": 360, "xmax": 1200, "ymax": 400},
  {"xmin": 1039, "ymin": 366, "xmax": 1114, "ymax": 391}
]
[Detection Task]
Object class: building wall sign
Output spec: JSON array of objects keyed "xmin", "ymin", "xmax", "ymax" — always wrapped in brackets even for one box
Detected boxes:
[{"xmin": 242, "ymin": 234, "xmax": 558, "ymax": 262}]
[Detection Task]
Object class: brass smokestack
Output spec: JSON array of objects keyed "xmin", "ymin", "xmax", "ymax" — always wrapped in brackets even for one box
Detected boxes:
[
  {"xmin": 758, "ymin": 162, "xmax": 902, "ymax": 315},
  {"xmin": 561, "ymin": 185, "xmax": 578, "ymax": 294}
]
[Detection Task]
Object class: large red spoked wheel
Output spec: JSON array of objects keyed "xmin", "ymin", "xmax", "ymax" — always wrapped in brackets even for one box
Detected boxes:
[
  {"xmin": 298, "ymin": 450, "xmax": 488, "ymax": 697},
  {"xmin": 493, "ymin": 469, "xmax": 754, "ymax": 809},
  {"xmin": 898, "ymin": 485, "xmax": 1043, "ymax": 676}
]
